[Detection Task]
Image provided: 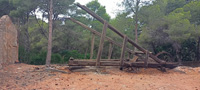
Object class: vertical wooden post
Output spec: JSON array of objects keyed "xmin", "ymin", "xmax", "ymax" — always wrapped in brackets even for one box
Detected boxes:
[
  {"xmin": 84, "ymin": 47, "xmax": 88, "ymax": 59},
  {"xmin": 145, "ymin": 50, "xmax": 149, "ymax": 67},
  {"xmin": 90, "ymin": 34, "xmax": 95, "ymax": 59},
  {"xmin": 127, "ymin": 52, "xmax": 131, "ymax": 60},
  {"xmin": 120, "ymin": 36, "xmax": 127, "ymax": 70},
  {"xmin": 96, "ymin": 21, "xmax": 108, "ymax": 67},
  {"xmin": 108, "ymin": 43, "xmax": 113, "ymax": 59}
]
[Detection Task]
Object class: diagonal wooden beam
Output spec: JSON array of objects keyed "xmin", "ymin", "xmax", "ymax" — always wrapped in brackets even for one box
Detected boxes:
[{"xmin": 68, "ymin": 18, "xmax": 134, "ymax": 54}]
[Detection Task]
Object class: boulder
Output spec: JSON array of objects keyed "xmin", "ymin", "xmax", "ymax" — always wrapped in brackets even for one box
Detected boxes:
[{"xmin": 0, "ymin": 15, "xmax": 18, "ymax": 69}]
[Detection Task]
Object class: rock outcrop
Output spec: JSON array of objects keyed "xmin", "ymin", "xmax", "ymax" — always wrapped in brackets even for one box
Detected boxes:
[{"xmin": 0, "ymin": 15, "xmax": 18, "ymax": 69}]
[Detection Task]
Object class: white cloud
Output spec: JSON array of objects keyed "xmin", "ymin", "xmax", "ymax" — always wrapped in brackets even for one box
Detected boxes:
[{"xmin": 75, "ymin": 0, "xmax": 123, "ymax": 18}]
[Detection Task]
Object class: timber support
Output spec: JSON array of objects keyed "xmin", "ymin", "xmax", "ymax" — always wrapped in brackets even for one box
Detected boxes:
[
  {"xmin": 108, "ymin": 43, "xmax": 113, "ymax": 59},
  {"xmin": 67, "ymin": 3, "xmax": 178, "ymax": 71},
  {"xmin": 96, "ymin": 21, "xmax": 108, "ymax": 67},
  {"xmin": 90, "ymin": 34, "xmax": 95, "ymax": 59},
  {"xmin": 120, "ymin": 36, "xmax": 127, "ymax": 70}
]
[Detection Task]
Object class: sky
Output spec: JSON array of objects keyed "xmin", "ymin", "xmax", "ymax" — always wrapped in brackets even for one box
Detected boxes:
[
  {"xmin": 75, "ymin": 0, "xmax": 124, "ymax": 18},
  {"xmin": 36, "ymin": 0, "xmax": 151, "ymax": 21}
]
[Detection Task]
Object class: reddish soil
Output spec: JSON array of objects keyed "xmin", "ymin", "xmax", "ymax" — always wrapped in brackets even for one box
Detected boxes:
[{"xmin": 0, "ymin": 63, "xmax": 200, "ymax": 90}]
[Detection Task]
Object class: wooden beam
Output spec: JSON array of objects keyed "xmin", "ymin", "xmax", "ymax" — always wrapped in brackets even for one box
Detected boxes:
[
  {"xmin": 90, "ymin": 34, "xmax": 95, "ymax": 59},
  {"xmin": 69, "ymin": 60, "xmax": 120, "ymax": 66},
  {"xmin": 124, "ymin": 62, "xmax": 177, "ymax": 68},
  {"xmin": 145, "ymin": 51, "xmax": 149, "ymax": 67},
  {"xmin": 68, "ymin": 60, "xmax": 178, "ymax": 69},
  {"xmin": 127, "ymin": 52, "xmax": 131, "ymax": 60},
  {"xmin": 96, "ymin": 22, "xmax": 108, "ymax": 67},
  {"xmin": 120, "ymin": 36, "xmax": 127, "ymax": 68},
  {"xmin": 69, "ymin": 59, "xmax": 120, "ymax": 61},
  {"xmin": 108, "ymin": 43, "xmax": 113, "ymax": 59},
  {"xmin": 68, "ymin": 18, "xmax": 133, "ymax": 54}
]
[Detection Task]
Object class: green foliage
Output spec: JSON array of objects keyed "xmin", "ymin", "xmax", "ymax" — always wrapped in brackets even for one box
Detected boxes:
[
  {"xmin": 0, "ymin": 0, "xmax": 15, "ymax": 17},
  {"xmin": 76, "ymin": 0, "xmax": 110, "ymax": 32},
  {"xmin": 51, "ymin": 54, "xmax": 64, "ymax": 64},
  {"xmin": 164, "ymin": 8, "xmax": 195, "ymax": 44},
  {"xmin": 110, "ymin": 13, "xmax": 134, "ymax": 38},
  {"xmin": 138, "ymin": 0, "xmax": 200, "ymax": 62},
  {"xmin": 183, "ymin": 1, "xmax": 200, "ymax": 25},
  {"xmin": 9, "ymin": 0, "xmax": 38, "ymax": 18},
  {"xmin": 86, "ymin": 0, "xmax": 110, "ymax": 21},
  {"xmin": 27, "ymin": 50, "xmax": 87, "ymax": 65},
  {"xmin": 30, "ymin": 51, "xmax": 46, "ymax": 65},
  {"xmin": 86, "ymin": 0, "xmax": 101, "ymax": 12},
  {"xmin": 38, "ymin": 0, "xmax": 75, "ymax": 19},
  {"xmin": 165, "ymin": 0, "xmax": 187, "ymax": 14},
  {"xmin": 28, "ymin": 19, "xmax": 48, "ymax": 51},
  {"xmin": 29, "ymin": 51, "xmax": 63, "ymax": 65},
  {"xmin": 180, "ymin": 39, "xmax": 197, "ymax": 61},
  {"xmin": 18, "ymin": 45, "xmax": 30, "ymax": 63},
  {"xmin": 139, "ymin": 4, "xmax": 164, "ymax": 25}
]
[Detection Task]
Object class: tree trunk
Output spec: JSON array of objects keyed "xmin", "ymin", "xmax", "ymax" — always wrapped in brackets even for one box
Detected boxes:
[
  {"xmin": 133, "ymin": 0, "xmax": 140, "ymax": 52},
  {"xmin": 24, "ymin": 13, "xmax": 30, "ymax": 63},
  {"xmin": 46, "ymin": 0, "xmax": 53, "ymax": 67},
  {"xmin": 134, "ymin": 18, "xmax": 138, "ymax": 52},
  {"xmin": 176, "ymin": 50, "xmax": 181, "ymax": 65},
  {"xmin": 173, "ymin": 43, "xmax": 182, "ymax": 65},
  {"xmin": 151, "ymin": 42, "xmax": 157, "ymax": 54},
  {"xmin": 197, "ymin": 37, "xmax": 200, "ymax": 61}
]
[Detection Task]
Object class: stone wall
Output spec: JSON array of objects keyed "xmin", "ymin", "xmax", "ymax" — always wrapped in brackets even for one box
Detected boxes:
[{"xmin": 0, "ymin": 15, "xmax": 18, "ymax": 69}]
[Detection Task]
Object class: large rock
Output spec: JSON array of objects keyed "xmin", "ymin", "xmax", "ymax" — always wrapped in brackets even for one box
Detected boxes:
[{"xmin": 0, "ymin": 15, "xmax": 18, "ymax": 69}]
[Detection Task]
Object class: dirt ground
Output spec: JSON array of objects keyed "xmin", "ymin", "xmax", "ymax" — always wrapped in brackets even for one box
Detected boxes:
[{"xmin": 0, "ymin": 63, "xmax": 200, "ymax": 90}]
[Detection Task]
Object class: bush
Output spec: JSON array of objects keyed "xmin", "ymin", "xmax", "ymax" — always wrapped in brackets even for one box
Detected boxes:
[
  {"xmin": 60, "ymin": 50, "xmax": 90, "ymax": 63},
  {"xmin": 30, "ymin": 51, "xmax": 46, "ymax": 65},
  {"xmin": 51, "ymin": 53, "xmax": 64, "ymax": 64},
  {"xmin": 20, "ymin": 48, "xmax": 89, "ymax": 65}
]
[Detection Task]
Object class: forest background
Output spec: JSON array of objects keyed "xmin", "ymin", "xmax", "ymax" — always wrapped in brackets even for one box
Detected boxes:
[{"xmin": 0, "ymin": 0, "xmax": 200, "ymax": 65}]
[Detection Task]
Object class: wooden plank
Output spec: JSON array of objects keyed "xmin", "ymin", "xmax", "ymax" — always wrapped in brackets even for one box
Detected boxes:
[
  {"xmin": 68, "ymin": 60, "xmax": 178, "ymax": 68},
  {"xmin": 145, "ymin": 51, "xmax": 149, "ymax": 67},
  {"xmin": 71, "ymin": 59, "xmax": 120, "ymax": 61},
  {"xmin": 90, "ymin": 34, "xmax": 95, "ymax": 59},
  {"xmin": 130, "ymin": 56, "xmax": 138, "ymax": 62},
  {"xmin": 68, "ymin": 18, "xmax": 133, "ymax": 54},
  {"xmin": 120, "ymin": 36, "xmax": 127, "ymax": 68},
  {"xmin": 108, "ymin": 43, "xmax": 113, "ymax": 59},
  {"xmin": 96, "ymin": 22, "xmax": 108, "ymax": 67},
  {"xmin": 76, "ymin": 3, "xmax": 166, "ymax": 65},
  {"xmin": 124, "ymin": 62, "xmax": 178, "ymax": 69},
  {"xmin": 69, "ymin": 60, "xmax": 120, "ymax": 66}
]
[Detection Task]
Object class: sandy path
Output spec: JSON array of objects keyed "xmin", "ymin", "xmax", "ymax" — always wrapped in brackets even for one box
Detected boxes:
[{"xmin": 0, "ymin": 64, "xmax": 200, "ymax": 90}]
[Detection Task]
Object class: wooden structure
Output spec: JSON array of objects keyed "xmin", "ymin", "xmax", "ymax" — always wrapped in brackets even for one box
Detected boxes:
[{"xmin": 68, "ymin": 4, "xmax": 178, "ymax": 71}]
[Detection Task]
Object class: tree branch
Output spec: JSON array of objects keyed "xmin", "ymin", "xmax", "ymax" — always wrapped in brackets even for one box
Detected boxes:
[
  {"xmin": 32, "ymin": 12, "xmax": 48, "ymax": 39},
  {"xmin": 127, "ymin": 0, "xmax": 136, "ymax": 14}
]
